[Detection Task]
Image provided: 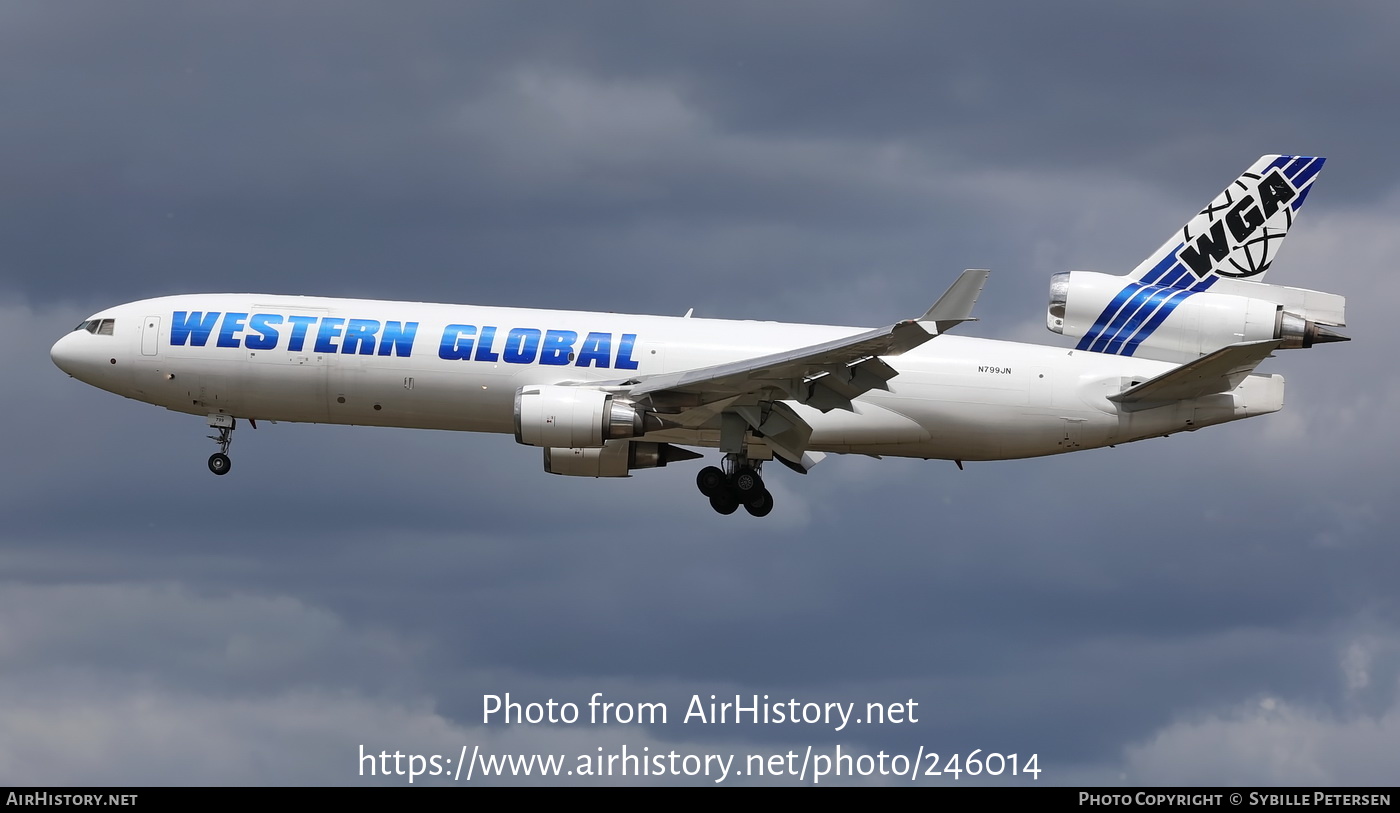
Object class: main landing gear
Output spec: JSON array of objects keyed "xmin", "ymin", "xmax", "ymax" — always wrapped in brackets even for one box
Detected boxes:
[
  {"xmin": 696, "ymin": 455, "xmax": 774, "ymax": 517},
  {"xmin": 206, "ymin": 415, "xmax": 235, "ymax": 476}
]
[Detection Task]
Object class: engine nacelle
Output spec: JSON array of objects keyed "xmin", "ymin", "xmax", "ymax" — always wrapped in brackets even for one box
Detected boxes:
[
  {"xmin": 1048, "ymin": 271, "xmax": 1346, "ymax": 361},
  {"xmin": 514, "ymin": 385, "xmax": 650, "ymax": 448},
  {"xmin": 543, "ymin": 440, "xmax": 702, "ymax": 477}
]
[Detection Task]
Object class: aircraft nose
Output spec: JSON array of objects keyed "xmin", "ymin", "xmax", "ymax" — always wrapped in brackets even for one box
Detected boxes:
[
  {"xmin": 51, "ymin": 331, "xmax": 106, "ymax": 382},
  {"xmin": 50, "ymin": 332, "xmax": 82, "ymax": 377}
]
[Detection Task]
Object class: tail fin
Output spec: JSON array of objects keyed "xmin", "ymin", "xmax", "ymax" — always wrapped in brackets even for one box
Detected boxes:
[
  {"xmin": 1128, "ymin": 155, "xmax": 1325, "ymax": 290},
  {"xmin": 1049, "ymin": 154, "xmax": 1346, "ymax": 363}
]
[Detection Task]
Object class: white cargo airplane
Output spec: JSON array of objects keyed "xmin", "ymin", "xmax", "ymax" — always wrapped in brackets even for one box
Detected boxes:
[{"xmin": 52, "ymin": 155, "xmax": 1348, "ymax": 516}]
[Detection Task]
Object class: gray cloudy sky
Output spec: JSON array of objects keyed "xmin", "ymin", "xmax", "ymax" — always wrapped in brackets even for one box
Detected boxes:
[{"xmin": 3, "ymin": 2, "xmax": 1398, "ymax": 786}]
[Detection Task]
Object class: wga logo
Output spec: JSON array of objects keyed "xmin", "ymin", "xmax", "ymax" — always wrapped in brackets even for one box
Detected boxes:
[{"xmin": 1178, "ymin": 170, "xmax": 1297, "ymax": 279}]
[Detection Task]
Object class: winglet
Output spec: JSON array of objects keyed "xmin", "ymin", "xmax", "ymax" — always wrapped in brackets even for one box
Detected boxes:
[{"xmin": 920, "ymin": 269, "xmax": 990, "ymax": 333}]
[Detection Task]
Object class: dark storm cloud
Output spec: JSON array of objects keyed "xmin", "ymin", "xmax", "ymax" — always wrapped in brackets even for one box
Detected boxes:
[
  {"xmin": 10, "ymin": 3, "xmax": 1396, "ymax": 315},
  {"xmin": 4, "ymin": 1, "xmax": 1399, "ymax": 786}
]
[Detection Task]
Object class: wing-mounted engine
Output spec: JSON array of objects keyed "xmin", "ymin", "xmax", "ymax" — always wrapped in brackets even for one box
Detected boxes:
[
  {"xmin": 1047, "ymin": 270, "xmax": 1348, "ymax": 363},
  {"xmin": 543, "ymin": 440, "xmax": 703, "ymax": 477},
  {"xmin": 514, "ymin": 384, "xmax": 668, "ymax": 448}
]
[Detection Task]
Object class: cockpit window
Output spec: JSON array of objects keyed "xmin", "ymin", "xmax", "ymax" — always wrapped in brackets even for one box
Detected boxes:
[{"xmin": 72, "ymin": 319, "xmax": 115, "ymax": 335}]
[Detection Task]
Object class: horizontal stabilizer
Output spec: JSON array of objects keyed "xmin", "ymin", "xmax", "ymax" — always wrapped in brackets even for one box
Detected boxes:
[
  {"xmin": 920, "ymin": 268, "xmax": 990, "ymax": 333},
  {"xmin": 1108, "ymin": 339, "xmax": 1282, "ymax": 405}
]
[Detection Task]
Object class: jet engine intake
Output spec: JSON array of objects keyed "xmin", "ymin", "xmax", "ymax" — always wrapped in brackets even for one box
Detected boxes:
[
  {"xmin": 514, "ymin": 385, "xmax": 657, "ymax": 448},
  {"xmin": 1047, "ymin": 271, "xmax": 1347, "ymax": 361},
  {"xmin": 543, "ymin": 440, "xmax": 703, "ymax": 477}
]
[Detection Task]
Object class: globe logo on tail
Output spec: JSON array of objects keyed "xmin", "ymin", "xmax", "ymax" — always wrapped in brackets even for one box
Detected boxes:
[{"xmin": 1178, "ymin": 170, "xmax": 1297, "ymax": 280}]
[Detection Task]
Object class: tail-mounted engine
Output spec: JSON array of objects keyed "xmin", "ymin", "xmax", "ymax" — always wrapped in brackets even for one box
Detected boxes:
[
  {"xmin": 1047, "ymin": 271, "xmax": 1347, "ymax": 362},
  {"xmin": 514, "ymin": 384, "xmax": 663, "ymax": 448}
]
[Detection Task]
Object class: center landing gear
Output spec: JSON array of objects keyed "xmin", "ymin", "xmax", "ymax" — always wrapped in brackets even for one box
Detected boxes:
[
  {"xmin": 206, "ymin": 415, "xmax": 235, "ymax": 476},
  {"xmin": 696, "ymin": 455, "xmax": 774, "ymax": 517}
]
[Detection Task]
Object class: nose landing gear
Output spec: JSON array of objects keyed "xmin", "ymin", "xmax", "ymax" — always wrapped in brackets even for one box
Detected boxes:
[{"xmin": 206, "ymin": 415, "xmax": 235, "ymax": 476}]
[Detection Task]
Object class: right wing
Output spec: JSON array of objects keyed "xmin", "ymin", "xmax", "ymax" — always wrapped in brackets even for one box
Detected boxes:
[{"xmin": 603, "ymin": 268, "xmax": 990, "ymax": 413}]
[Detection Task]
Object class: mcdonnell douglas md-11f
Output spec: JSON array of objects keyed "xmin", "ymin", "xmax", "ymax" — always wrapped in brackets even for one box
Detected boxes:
[{"xmin": 51, "ymin": 155, "xmax": 1349, "ymax": 517}]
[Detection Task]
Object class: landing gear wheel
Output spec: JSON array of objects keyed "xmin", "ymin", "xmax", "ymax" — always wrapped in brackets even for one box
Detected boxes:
[
  {"xmin": 206, "ymin": 418, "xmax": 236, "ymax": 476},
  {"xmin": 208, "ymin": 453, "xmax": 231, "ymax": 476},
  {"xmin": 731, "ymin": 466, "xmax": 763, "ymax": 497},
  {"xmin": 696, "ymin": 466, "xmax": 727, "ymax": 497},
  {"xmin": 709, "ymin": 491, "xmax": 739, "ymax": 515},
  {"xmin": 744, "ymin": 490, "xmax": 774, "ymax": 517}
]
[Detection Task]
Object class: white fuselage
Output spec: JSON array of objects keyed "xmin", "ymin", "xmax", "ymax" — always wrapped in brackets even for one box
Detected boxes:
[{"xmin": 50, "ymin": 294, "xmax": 1285, "ymax": 462}]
